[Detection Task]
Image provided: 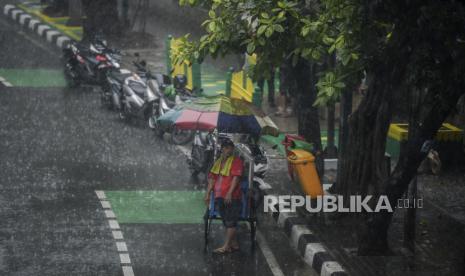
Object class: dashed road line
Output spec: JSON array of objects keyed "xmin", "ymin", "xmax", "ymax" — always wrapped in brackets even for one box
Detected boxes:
[
  {"xmin": 112, "ymin": 230, "xmax": 124, "ymax": 240},
  {"xmin": 108, "ymin": 219, "xmax": 120, "ymax": 229},
  {"xmin": 255, "ymin": 229, "xmax": 286, "ymax": 276},
  {"xmin": 95, "ymin": 190, "xmax": 136, "ymax": 276},
  {"xmin": 0, "ymin": 76, "xmax": 13, "ymax": 87}
]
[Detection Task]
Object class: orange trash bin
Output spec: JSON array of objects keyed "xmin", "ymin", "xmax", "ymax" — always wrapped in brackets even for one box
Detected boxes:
[{"xmin": 287, "ymin": 149, "xmax": 323, "ymax": 197}]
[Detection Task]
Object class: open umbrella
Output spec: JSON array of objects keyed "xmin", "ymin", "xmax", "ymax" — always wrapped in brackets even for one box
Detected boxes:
[{"xmin": 157, "ymin": 95, "xmax": 279, "ymax": 136}]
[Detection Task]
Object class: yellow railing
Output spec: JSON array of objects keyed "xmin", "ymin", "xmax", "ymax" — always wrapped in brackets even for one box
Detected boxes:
[
  {"xmin": 230, "ymin": 70, "xmax": 254, "ymax": 102},
  {"xmin": 167, "ymin": 36, "xmax": 201, "ymax": 92},
  {"xmin": 388, "ymin": 123, "xmax": 463, "ymax": 142}
]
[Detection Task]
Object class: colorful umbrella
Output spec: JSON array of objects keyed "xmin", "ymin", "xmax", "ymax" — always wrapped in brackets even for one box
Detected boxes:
[{"xmin": 157, "ymin": 95, "xmax": 279, "ymax": 136}]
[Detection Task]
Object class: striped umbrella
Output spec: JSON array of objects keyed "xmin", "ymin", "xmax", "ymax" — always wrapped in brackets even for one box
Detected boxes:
[{"xmin": 157, "ymin": 95, "xmax": 279, "ymax": 136}]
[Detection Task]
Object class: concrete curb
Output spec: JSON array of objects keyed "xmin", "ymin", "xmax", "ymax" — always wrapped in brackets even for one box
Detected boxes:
[
  {"xmin": 264, "ymin": 194, "xmax": 348, "ymax": 276},
  {"xmin": 3, "ymin": 4, "xmax": 72, "ymax": 49}
]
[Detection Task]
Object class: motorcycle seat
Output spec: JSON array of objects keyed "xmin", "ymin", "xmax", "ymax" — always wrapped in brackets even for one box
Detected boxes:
[{"xmin": 111, "ymin": 72, "xmax": 133, "ymax": 84}]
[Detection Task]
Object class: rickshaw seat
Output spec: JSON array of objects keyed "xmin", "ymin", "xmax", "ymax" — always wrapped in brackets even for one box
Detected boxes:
[{"xmin": 207, "ymin": 179, "xmax": 250, "ymax": 220}]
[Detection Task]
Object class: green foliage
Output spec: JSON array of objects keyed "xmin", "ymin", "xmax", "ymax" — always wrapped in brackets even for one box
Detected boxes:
[{"xmin": 176, "ymin": 0, "xmax": 368, "ymax": 106}]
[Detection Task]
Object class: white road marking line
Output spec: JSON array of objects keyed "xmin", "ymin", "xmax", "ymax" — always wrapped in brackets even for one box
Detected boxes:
[
  {"xmin": 95, "ymin": 191, "xmax": 134, "ymax": 275},
  {"xmin": 0, "ymin": 76, "xmax": 13, "ymax": 87},
  {"xmin": 112, "ymin": 230, "xmax": 124, "ymax": 240},
  {"xmin": 100, "ymin": 200, "xmax": 112, "ymax": 209},
  {"xmin": 119, "ymin": 253, "xmax": 131, "ymax": 264},
  {"xmin": 304, "ymin": 243, "xmax": 326, "ymax": 267},
  {"xmin": 95, "ymin": 190, "xmax": 106, "ymax": 200},
  {"xmin": 116, "ymin": 241, "xmax": 128, "ymax": 252},
  {"xmin": 122, "ymin": 266, "xmax": 135, "ymax": 276},
  {"xmin": 105, "ymin": 210, "xmax": 116, "ymax": 219},
  {"xmin": 108, "ymin": 219, "xmax": 120, "ymax": 229},
  {"xmin": 176, "ymin": 145, "xmax": 191, "ymax": 157},
  {"xmin": 290, "ymin": 225, "xmax": 312, "ymax": 249},
  {"xmin": 277, "ymin": 212, "xmax": 297, "ymax": 228},
  {"xmin": 256, "ymin": 230, "xmax": 285, "ymax": 276},
  {"xmin": 321, "ymin": 261, "xmax": 345, "ymax": 276}
]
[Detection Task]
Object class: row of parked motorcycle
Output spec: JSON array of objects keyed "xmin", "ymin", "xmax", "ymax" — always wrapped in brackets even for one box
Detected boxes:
[{"xmin": 61, "ymin": 36, "xmax": 270, "ymax": 184}]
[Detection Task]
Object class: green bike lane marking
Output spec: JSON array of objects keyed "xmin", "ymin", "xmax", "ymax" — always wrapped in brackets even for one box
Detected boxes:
[
  {"xmin": 0, "ymin": 68, "xmax": 66, "ymax": 88},
  {"xmin": 105, "ymin": 190, "xmax": 208, "ymax": 224}
]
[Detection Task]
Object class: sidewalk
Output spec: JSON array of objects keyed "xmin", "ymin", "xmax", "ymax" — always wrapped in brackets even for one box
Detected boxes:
[{"xmin": 263, "ymin": 148, "xmax": 465, "ymax": 276}]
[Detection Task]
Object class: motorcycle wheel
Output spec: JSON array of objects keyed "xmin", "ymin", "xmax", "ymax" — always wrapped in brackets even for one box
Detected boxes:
[
  {"xmin": 170, "ymin": 128, "xmax": 194, "ymax": 145},
  {"xmin": 100, "ymin": 87, "xmax": 113, "ymax": 110},
  {"xmin": 118, "ymin": 104, "xmax": 129, "ymax": 121},
  {"xmin": 189, "ymin": 145, "xmax": 205, "ymax": 176},
  {"xmin": 64, "ymin": 64, "xmax": 80, "ymax": 88},
  {"xmin": 149, "ymin": 103, "xmax": 164, "ymax": 138}
]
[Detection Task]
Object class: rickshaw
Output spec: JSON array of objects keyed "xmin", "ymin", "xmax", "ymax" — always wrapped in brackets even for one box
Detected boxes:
[
  {"xmin": 203, "ymin": 142, "xmax": 259, "ymax": 250},
  {"xmin": 154, "ymin": 95, "xmax": 278, "ymax": 250}
]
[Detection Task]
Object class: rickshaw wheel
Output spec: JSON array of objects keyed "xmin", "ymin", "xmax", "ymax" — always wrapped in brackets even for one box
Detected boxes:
[
  {"xmin": 204, "ymin": 211, "xmax": 211, "ymax": 250},
  {"xmin": 250, "ymin": 220, "xmax": 256, "ymax": 250}
]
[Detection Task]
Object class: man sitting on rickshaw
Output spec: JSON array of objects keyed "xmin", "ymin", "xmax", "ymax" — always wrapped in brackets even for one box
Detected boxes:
[{"xmin": 204, "ymin": 138, "xmax": 244, "ymax": 254}]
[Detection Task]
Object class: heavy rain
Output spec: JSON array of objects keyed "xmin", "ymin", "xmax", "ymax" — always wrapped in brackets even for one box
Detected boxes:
[{"xmin": 0, "ymin": 1, "xmax": 464, "ymax": 276}]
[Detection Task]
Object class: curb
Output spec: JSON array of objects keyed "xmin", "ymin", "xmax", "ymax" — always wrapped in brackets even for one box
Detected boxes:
[
  {"xmin": 264, "ymin": 194, "xmax": 348, "ymax": 276},
  {"xmin": 3, "ymin": 4, "xmax": 72, "ymax": 49}
]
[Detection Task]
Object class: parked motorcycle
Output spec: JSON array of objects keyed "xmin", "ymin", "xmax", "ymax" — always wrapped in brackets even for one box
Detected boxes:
[
  {"xmin": 188, "ymin": 130, "xmax": 219, "ymax": 181},
  {"xmin": 62, "ymin": 37, "xmax": 120, "ymax": 87},
  {"xmin": 102, "ymin": 57, "xmax": 160, "ymax": 126}
]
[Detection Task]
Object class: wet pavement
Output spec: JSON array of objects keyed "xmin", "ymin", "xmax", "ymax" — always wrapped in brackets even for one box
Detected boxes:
[{"xmin": 0, "ymin": 13, "xmax": 315, "ymax": 276}]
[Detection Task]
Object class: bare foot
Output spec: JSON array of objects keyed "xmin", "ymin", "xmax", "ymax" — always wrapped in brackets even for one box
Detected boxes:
[{"xmin": 213, "ymin": 246, "xmax": 231, "ymax": 254}]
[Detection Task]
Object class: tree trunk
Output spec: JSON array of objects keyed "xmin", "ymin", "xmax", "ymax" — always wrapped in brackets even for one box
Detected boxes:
[
  {"xmin": 82, "ymin": 0, "xmax": 120, "ymax": 40},
  {"xmin": 325, "ymin": 103, "xmax": 337, "ymax": 158},
  {"xmin": 293, "ymin": 59, "xmax": 324, "ymax": 179},
  {"xmin": 332, "ymin": 85, "xmax": 353, "ymax": 194},
  {"xmin": 358, "ymin": 79, "xmax": 465, "ymax": 255}
]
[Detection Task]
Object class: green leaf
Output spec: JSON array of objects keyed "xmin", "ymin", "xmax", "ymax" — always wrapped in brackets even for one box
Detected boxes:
[
  {"xmin": 257, "ymin": 25, "xmax": 267, "ymax": 36},
  {"xmin": 261, "ymin": 12, "xmax": 269, "ymax": 19},
  {"xmin": 208, "ymin": 10, "xmax": 215, "ymax": 18},
  {"xmin": 247, "ymin": 43, "xmax": 255, "ymax": 54},
  {"xmin": 328, "ymin": 44, "xmax": 336, "ymax": 54},
  {"xmin": 334, "ymin": 82, "xmax": 346, "ymax": 88},
  {"xmin": 274, "ymin": 24, "xmax": 284, "ymax": 33},
  {"xmin": 265, "ymin": 27, "xmax": 274, "ymax": 38},
  {"xmin": 311, "ymin": 50, "xmax": 321, "ymax": 60},
  {"xmin": 208, "ymin": 21, "xmax": 216, "ymax": 32},
  {"xmin": 322, "ymin": 36, "xmax": 334, "ymax": 45},
  {"xmin": 341, "ymin": 54, "xmax": 351, "ymax": 66},
  {"xmin": 301, "ymin": 26, "xmax": 310, "ymax": 37}
]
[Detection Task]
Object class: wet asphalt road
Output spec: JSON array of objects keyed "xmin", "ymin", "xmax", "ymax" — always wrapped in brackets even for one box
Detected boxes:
[{"xmin": 0, "ymin": 13, "xmax": 314, "ymax": 276}]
